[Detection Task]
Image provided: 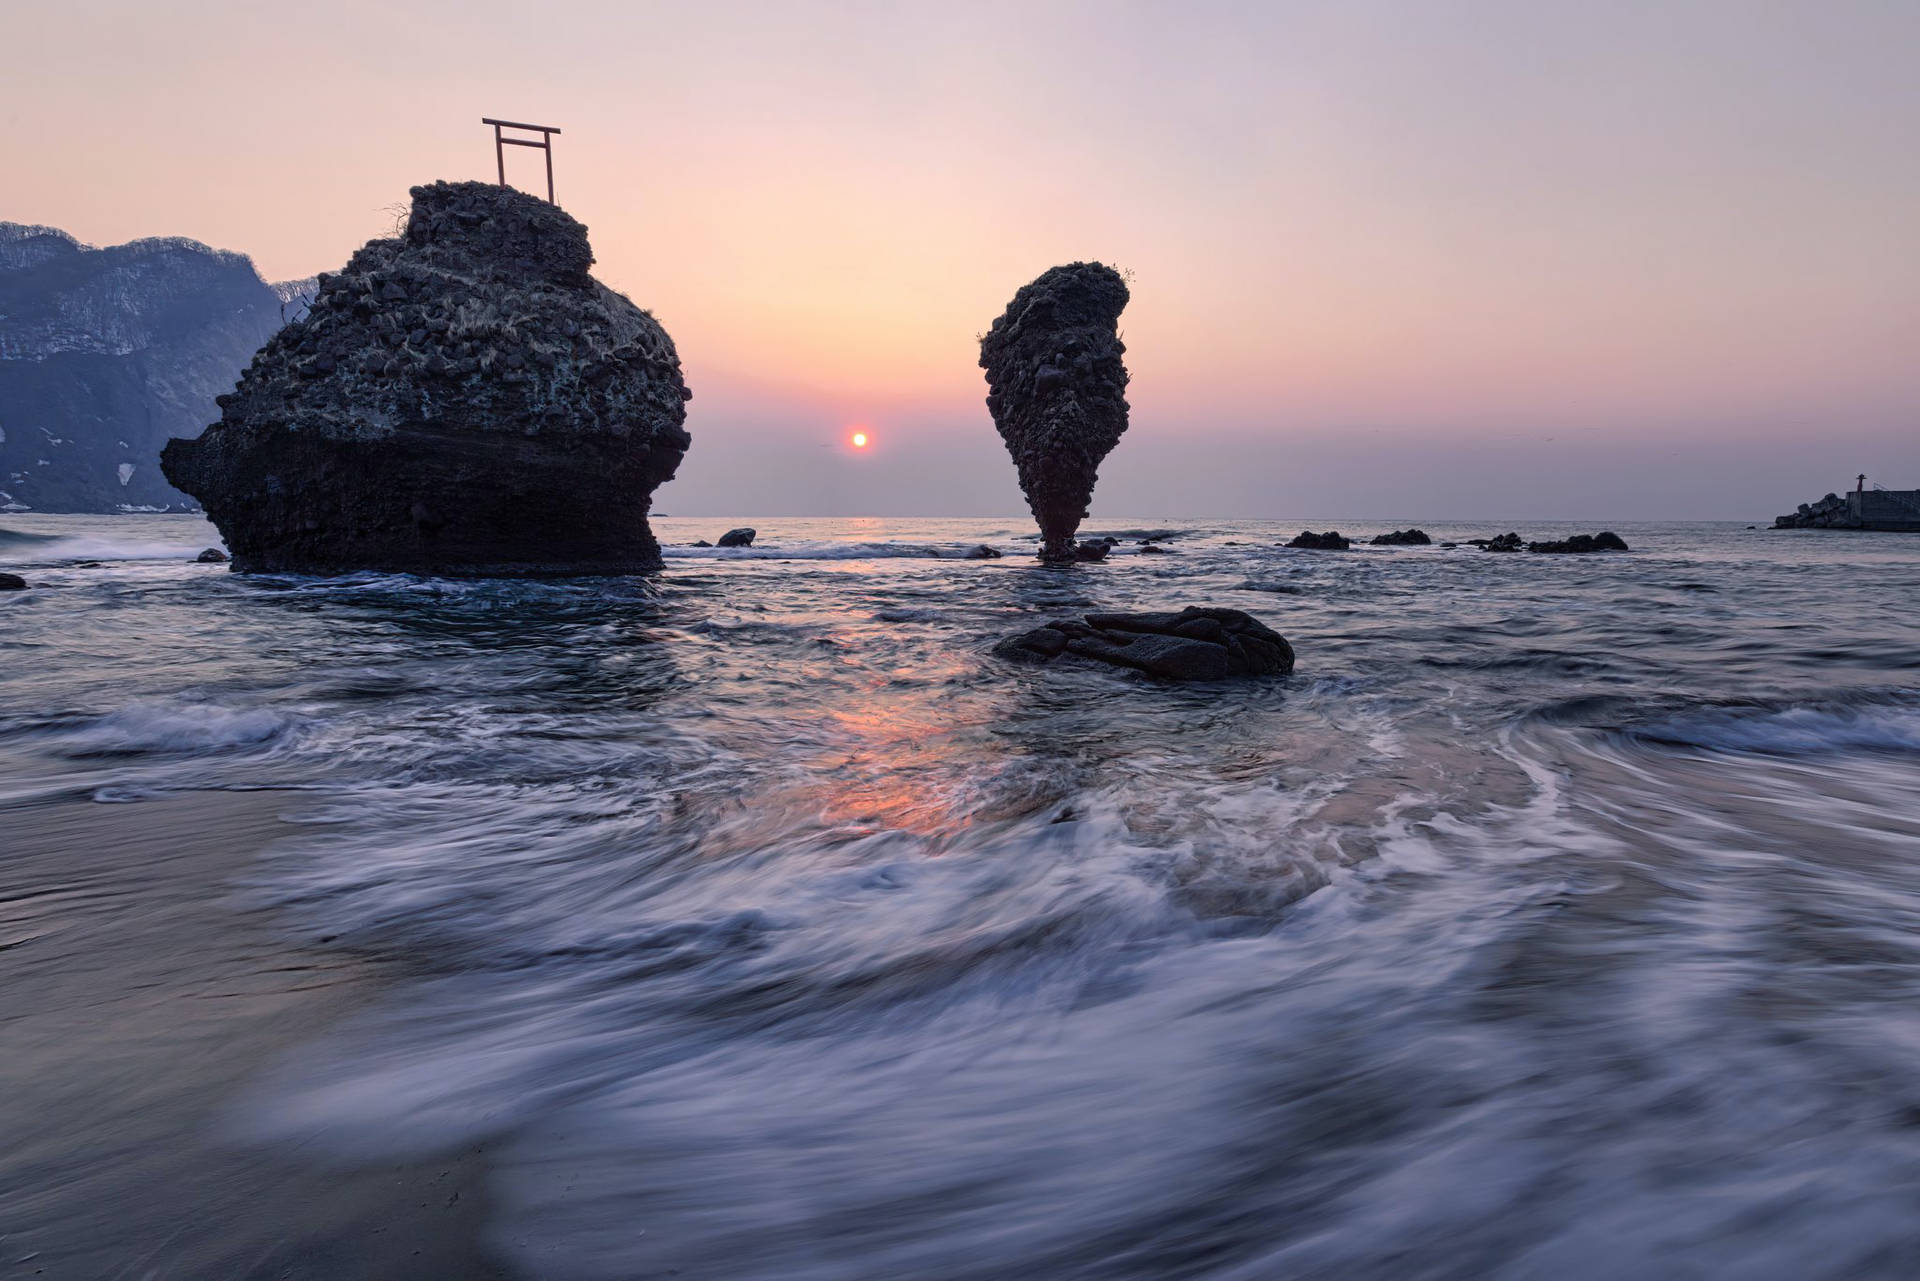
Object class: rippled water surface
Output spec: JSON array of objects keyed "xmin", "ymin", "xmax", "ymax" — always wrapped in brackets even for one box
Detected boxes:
[{"xmin": 4, "ymin": 513, "xmax": 1920, "ymax": 1279}]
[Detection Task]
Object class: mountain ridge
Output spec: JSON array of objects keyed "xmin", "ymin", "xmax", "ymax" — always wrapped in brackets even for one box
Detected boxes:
[{"xmin": 0, "ymin": 221, "xmax": 313, "ymax": 512}]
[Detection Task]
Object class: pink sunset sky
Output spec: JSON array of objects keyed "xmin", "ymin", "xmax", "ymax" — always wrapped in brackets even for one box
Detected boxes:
[{"xmin": 8, "ymin": 0, "xmax": 1918, "ymax": 519}]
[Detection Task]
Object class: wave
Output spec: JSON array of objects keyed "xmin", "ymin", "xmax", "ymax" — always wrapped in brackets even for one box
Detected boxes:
[
  {"xmin": 50, "ymin": 700, "xmax": 294, "ymax": 757},
  {"xmin": 1630, "ymin": 697, "xmax": 1920, "ymax": 756},
  {"xmin": 0, "ymin": 525, "xmax": 58, "ymax": 548},
  {"xmin": 0, "ymin": 530, "xmax": 221, "ymax": 564},
  {"xmin": 664, "ymin": 540, "xmax": 993, "ymax": 561}
]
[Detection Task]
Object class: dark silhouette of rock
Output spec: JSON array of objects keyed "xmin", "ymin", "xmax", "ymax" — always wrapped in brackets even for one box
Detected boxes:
[
  {"xmin": 1139, "ymin": 543, "xmax": 1171, "ymax": 554},
  {"xmin": 1468, "ymin": 532, "xmax": 1524, "ymax": 553},
  {"xmin": 1369, "ymin": 528, "xmax": 1431, "ymax": 546},
  {"xmin": 690, "ymin": 539, "xmax": 712, "ymax": 548},
  {"xmin": 195, "ymin": 547, "xmax": 228, "ymax": 563},
  {"xmin": 716, "ymin": 527, "xmax": 756, "ymax": 548},
  {"xmin": 979, "ymin": 263, "xmax": 1130, "ymax": 562},
  {"xmin": 0, "ymin": 572, "xmax": 25, "ymax": 590},
  {"xmin": 158, "ymin": 181, "xmax": 691, "ymax": 575},
  {"xmin": 1287, "ymin": 531, "xmax": 1350, "ymax": 550},
  {"xmin": 963, "ymin": 544, "xmax": 1002, "ymax": 559},
  {"xmin": 1071, "ymin": 535, "xmax": 1119, "ymax": 561},
  {"xmin": 994, "ymin": 606, "xmax": 1293, "ymax": 680},
  {"xmin": 1528, "ymin": 532, "xmax": 1630, "ymax": 554}
]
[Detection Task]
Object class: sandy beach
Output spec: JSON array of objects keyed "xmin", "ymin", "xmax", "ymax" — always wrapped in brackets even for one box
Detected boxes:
[{"xmin": 0, "ymin": 789, "xmax": 511, "ymax": 1280}]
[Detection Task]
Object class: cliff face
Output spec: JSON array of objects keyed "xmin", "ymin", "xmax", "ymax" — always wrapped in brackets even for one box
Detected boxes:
[
  {"xmin": 0, "ymin": 223, "xmax": 298, "ymax": 513},
  {"xmin": 161, "ymin": 181, "xmax": 692, "ymax": 575},
  {"xmin": 980, "ymin": 263, "xmax": 1131, "ymax": 561}
]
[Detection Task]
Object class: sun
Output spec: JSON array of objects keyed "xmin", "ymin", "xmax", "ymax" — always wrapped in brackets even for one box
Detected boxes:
[{"xmin": 849, "ymin": 430, "xmax": 870, "ymax": 449}]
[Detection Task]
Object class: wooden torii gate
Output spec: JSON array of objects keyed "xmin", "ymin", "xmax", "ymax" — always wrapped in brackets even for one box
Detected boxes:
[{"xmin": 482, "ymin": 118, "xmax": 562, "ymax": 203}]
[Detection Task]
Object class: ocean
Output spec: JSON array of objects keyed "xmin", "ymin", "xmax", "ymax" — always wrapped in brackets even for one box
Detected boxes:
[{"xmin": 4, "ymin": 512, "xmax": 1920, "ymax": 1279}]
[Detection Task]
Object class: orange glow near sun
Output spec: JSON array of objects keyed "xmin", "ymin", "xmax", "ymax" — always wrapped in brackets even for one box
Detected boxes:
[{"xmin": 850, "ymin": 430, "xmax": 870, "ymax": 449}]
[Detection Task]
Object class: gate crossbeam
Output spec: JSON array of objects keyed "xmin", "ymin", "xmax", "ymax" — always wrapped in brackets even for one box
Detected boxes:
[{"xmin": 482, "ymin": 118, "xmax": 562, "ymax": 203}]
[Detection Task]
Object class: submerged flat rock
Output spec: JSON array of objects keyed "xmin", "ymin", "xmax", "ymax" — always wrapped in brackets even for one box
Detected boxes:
[
  {"xmin": 160, "ymin": 181, "xmax": 691, "ymax": 575},
  {"xmin": 995, "ymin": 605, "xmax": 1294, "ymax": 680}
]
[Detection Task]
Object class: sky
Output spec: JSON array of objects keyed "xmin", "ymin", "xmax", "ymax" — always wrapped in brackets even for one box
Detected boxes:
[{"xmin": 7, "ymin": 0, "xmax": 1919, "ymax": 519}]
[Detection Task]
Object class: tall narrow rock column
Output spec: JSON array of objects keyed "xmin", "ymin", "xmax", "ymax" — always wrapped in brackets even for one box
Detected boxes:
[{"xmin": 979, "ymin": 263, "xmax": 1131, "ymax": 562}]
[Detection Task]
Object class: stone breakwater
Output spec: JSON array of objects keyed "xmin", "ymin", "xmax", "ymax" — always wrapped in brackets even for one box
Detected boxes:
[
  {"xmin": 161, "ymin": 181, "xmax": 691, "ymax": 576},
  {"xmin": 1775, "ymin": 492, "xmax": 1863, "ymax": 530},
  {"xmin": 1773, "ymin": 487, "xmax": 1920, "ymax": 531}
]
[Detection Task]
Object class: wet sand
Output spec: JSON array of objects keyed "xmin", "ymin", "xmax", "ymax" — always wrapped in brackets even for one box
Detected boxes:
[{"xmin": 0, "ymin": 789, "xmax": 512, "ymax": 1280}]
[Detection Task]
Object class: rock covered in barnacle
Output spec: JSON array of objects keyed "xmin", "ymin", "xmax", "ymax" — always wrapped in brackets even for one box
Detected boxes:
[
  {"xmin": 979, "ymin": 263, "xmax": 1130, "ymax": 563},
  {"xmin": 994, "ymin": 606, "xmax": 1294, "ymax": 680},
  {"xmin": 159, "ymin": 180, "xmax": 691, "ymax": 575}
]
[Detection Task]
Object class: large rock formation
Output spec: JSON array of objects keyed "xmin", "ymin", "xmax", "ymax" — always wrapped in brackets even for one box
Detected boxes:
[
  {"xmin": 161, "ymin": 182, "xmax": 691, "ymax": 575},
  {"xmin": 979, "ymin": 263, "xmax": 1130, "ymax": 562},
  {"xmin": 0, "ymin": 222, "xmax": 306, "ymax": 513}
]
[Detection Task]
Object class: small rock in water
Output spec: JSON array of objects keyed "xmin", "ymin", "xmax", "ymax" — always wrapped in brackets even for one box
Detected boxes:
[
  {"xmin": 716, "ymin": 528, "xmax": 756, "ymax": 548},
  {"xmin": 1469, "ymin": 532, "xmax": 1524, "ymax": 553},
  {"xmin": 0, "ymin": 572, "xmax": 26, "ymax": 590},
  {"xmin": 1369, "ymin": 528, "xmax": 1431, "ymax": 546},
  {"xmin": 1073, "ymin": 538, "xmax": 1117, "ymax": 562},
  {"xmin": 1287, "ymin": 530, "xmax": 1350, "ymax": 550},
  {"xmin": 1139, "ymin": 543, "xmax": 1171, "ymax": 554},
  {"xmin": 690, "ymin": 539, "xmax": 713, "ymax": 548},
  {"xmin": 195, "ymin": 547, "xmax": 228, "ymax": 563},
  {"xmin": 994, "ymin": 605, "xmax": 1294, "ymax": 681},
  {"xmin": 963, "ymin": 544, "xmax": 1003, "ymax": 559}
]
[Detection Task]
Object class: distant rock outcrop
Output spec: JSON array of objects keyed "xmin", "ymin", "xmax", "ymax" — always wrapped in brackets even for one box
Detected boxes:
[
  {"xmin": 1370, "ymin": 528, "xmax": 1431, "ymax": 546},
  {"xmin": 995, "ymin": 606, "xmax": 1293, "ymax": 681},
  {"xmin": 1528, "ymin": 532, "xmax": 1629, "ymax": 554},
  {"xmin": 716, "ymin": 527, "xmax": 755, "ymax": 548},
  {"xmin": 0, "ymin": 222, "xmax": 303, "ymax": 513},
  {"xmin": 1287, "ymin": 530, "xmax": 1350, "ymax": 550},
  {"xmin": 161, "ymin": 182, "xmax": 691, "ymax": 575},
  {"xmin": 1468, "ymin": 532, "xmax": 1524, "ymax": 553},
  {"xmin": 979, "ymin": 263, "xmax": 1130, "ymax": 562}
]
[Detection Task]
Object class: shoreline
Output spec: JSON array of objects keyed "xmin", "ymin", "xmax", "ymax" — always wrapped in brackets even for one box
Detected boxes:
[{"xmin": 0, "ymin": 789, "xmax": 511, "ymax": 1280}]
